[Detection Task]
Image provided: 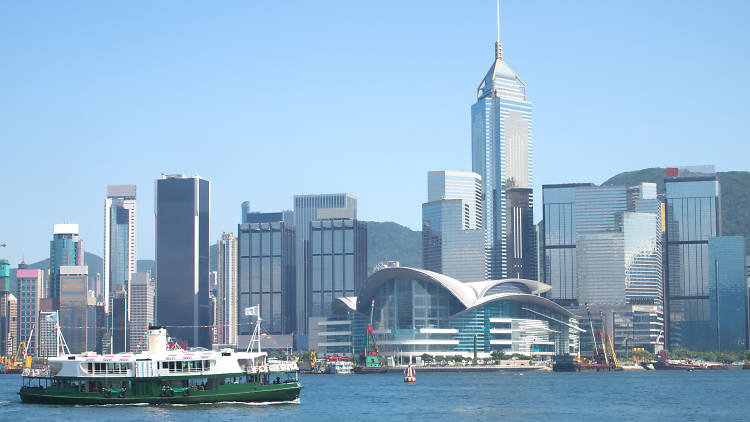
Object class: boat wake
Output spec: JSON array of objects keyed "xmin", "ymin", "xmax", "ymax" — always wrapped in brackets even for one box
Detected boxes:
[
  {"xmin": 168, "ymin": 399, "xmax": 301, "ymax": 407},
  {"xmin": 71, "ymin": 399, "xmax": 300, "ymax": 408}
]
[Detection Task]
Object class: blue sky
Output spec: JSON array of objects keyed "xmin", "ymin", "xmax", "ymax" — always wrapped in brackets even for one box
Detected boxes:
[{"xmin": 1, "ymin": 1, "xmax": 749, "ymax": 264}]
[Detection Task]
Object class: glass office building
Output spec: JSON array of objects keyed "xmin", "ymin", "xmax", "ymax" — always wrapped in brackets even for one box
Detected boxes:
[
  {"xmin": 154, "ymin": 174, "xmax": 210, "ymax": 348},
  {"xmin": 103, "ymin": 185, "xmax": 136, "ymax": 353},
  {"xmin": 293, "ymin": 194, "xmax": 357, "ymax": 334},
  {"xmin": 308, "ymin": 216, "xmax": 367, "ymax": 320},
  {"xmin": 543, "ymin": 183, "xmax": 662, "ymax": 306},
  {"xmin": 16, "ymin": 269, "xmax": 43, "ymax": 355},
  {"xmin": 471, "ymin": 33, "xmax": 534, "ymax": 280},
  {"xmin": 49, "ymin": 224, "xmax": 84, "ymax": 298},
  {"xmin": 422, "ymin": 171, "xmax": 486, "ymax": 282},
  {"xmin": 665, "ymin": 172, "xmax": 720, "ymax": 350},
  {"xmin": 59, "ymin": 266, "xmax": 94, "ymax": 354},
  {"xmin": 708, "ymin": 236, "xmax": 747, "ymax": 351},
  {"xmin": 322, "ymin": 267, "xmax": 579, "ymax": 359},
  {"xmin": 238, "ymin": 213, "xmax": 296, "ymax": 335}
]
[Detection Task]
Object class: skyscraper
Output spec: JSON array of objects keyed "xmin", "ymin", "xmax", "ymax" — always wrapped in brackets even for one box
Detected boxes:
[
  {"xmin": 0, "ymin": 259, "xmax": 9, "ymax": 292},
  {"xmin": 216, "ymin": 232, "xmax": 238, "ymax": 346},
  {"xmin": 238, "ymin": 213, "xmax": 296, "ymax": 336},
  {"xmin": 293, "ymin": 194, "xmax": 356, "ymax": 335},
  {"xmin": 49, "ymin": 224, "xmax": 84, "ymax": 299},
  {"xmin": 155, "ymin": 174, "xmax": 210, "ymax": 348},
  {"xmin": 542, "ymin": 182, "xmax": 662, "ymax": 305},
  {"xmin": 103, "ymin": 185, "xmax": 136, "ymax": 352},
  {"xmin": 471, "ymin": 4, "xmax": 534, "ymax": 279},
  {"xmin": 664, "ymin": 166, "xmax": 721, "ymax": 350},
  {"xmin": 128, "ymin": 272, "xmax": 154, "ymax": 352},
  {"xmin": 708, "ymin": 236, "xmax": 748, "ymax": 351},
  {"xmin": 59, "ymin": 265, "xmax": 94, "ymax": 354},
  {"xmin": 16, "ymin": 268, "xmax": 43, "ymax": 355},
  {"xmin": 422, "ymin": 171, "xmax": 486, "ymax": 282},
  {"xmin": 307, "ymin": 208, "xmax": 367, "ymax": 319}
]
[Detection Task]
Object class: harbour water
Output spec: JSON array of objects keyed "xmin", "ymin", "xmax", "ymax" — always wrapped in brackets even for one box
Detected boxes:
[{"xmin": 1, "ymin": 371, "xmax": 749, "ymax": 421}]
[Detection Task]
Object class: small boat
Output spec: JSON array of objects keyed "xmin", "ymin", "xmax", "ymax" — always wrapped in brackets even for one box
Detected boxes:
[
  {"xmin": 404, "ymin": 365, "xmax": 416, "ymax": 383},
  {"xmin": 324, "ymin": 356, "xmax": 353, "ymax": 374}
]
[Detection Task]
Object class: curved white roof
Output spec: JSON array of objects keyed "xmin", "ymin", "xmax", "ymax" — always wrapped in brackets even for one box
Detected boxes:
[{"xmin": 354, "ymin": 267, "xmax": 570, "ymax": 318}]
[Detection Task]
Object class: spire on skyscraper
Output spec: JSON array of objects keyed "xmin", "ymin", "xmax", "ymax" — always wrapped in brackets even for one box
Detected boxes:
[
  {"xmin": 495, "ymin": 0, "xmax": 503, "ymax": 61},
  {"xmin": 476, "ymin": 0, "xmax": 526, "ymax": 101}
]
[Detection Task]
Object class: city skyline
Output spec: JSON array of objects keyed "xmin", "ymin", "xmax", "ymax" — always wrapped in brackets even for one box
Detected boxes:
[{"xmin": 2, "ymin": 1, "xmax": 750, "ymax": 265}]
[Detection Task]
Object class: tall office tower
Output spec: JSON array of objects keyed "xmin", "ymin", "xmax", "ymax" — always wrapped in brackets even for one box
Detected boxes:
[
  {"xmin": 422, "ymin": 171, "xmax": 486, "ymax": 282},
  {"xmin": 708, "ymin": 236, "xmax": 748, "ymax": 351},
  {"xmin": 103, "ymin": 184, "xmax": 137, "ymax": 352},
  {"xmin": 49, "ymin": 224, "xmax": 84, "ymax": 298},
  {"xmin": 110, "ymin": 290, "xmax": 127, "ymax": 352},
  {"xmin": 471, "ymin": 5, "xmax": 533, "ymax": 280},
  {"xmin": 155, "ymin": 174, "xmax": 211, "ymax": 348},
  {"xmin": 216, "ymin": 232, "xmax": 238, "ymax": 346},
  {"xmin": 128, "ymin": 272, "xmax": 154, "ymax": 352},
  {"xmin": 0, "ymin": 259, "xmax": 9, "ymax": 292},
  {"xmin": 293, "ymin": 194, "xmax": 356, "ymax": 335},
  {"xmin": 16, "ymin": 268, "xmax": 43, "ymax": 355},
  {"xmin": 59, "ymin": 266, "xmax": 95, "ymax": 353},
  {"xmin": 0, "ymin": 292, "xmax": 17, "ymax": 356},
  {"xmin": 238, "ymin": 213, "xmax": 296, "ymax": 336},
  {"xmin": 38, "ymin": 310, "xmax": 59, "ymax": 357},
  {"xmin": 308, "ymin": 208, "xmax": 367, "ymax": 321},
  {"xmin": 664, "ymin": 166, "xmax": 720, "ymax": 350},
  {"xmin": 543, "ymin": 183, "xmax": 663, "ymax": 305},
  {"xmin": 541, "ymin": 183, "xmax": 594, "ymax": 303}
]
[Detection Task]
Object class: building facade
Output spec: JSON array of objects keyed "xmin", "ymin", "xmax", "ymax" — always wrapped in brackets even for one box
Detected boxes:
[
  {"xmin": 216, "ymin": 232, "xmax": 238, "ymax": 346},
  {"xmin": 0, "ymin": 259, "xmax": 9, "ymax": 292},
  {"xmin": 542, "ymin": 183, "xmax": 662, "ymax": 306},
  {"xmin": 422, "ymin": 171, "xmax": 486, "ymax": 282},
  {"xmin": 103, "ymin": 185, "xmax": 136, "ymax": 352},
  {"xmin": 471, "ymin": 30, "xmax": 534, "ymax": 280},
  {"xmin": 59, "ymin": 266, "xmax": 94, "ymax": 354},
  {"xmin": 293, "ymin": 194, "xmax": 357, "ymax": 335},
  {"xmin": 49, "ymin": 224, "xmax": 84, "ymax": 299},
  {"xmin": 38, "ymin": 311, "xmax": 59, "ymax": 357},
  {"xmin": 664, "ymin": 168, "xmax": 721, "ymax": 350},
  {"xmin": 16, "ymin": 268, "xmax": 43, "ymax": 356},
  {"xmin": 128, "ymin": 272, "xmax": 154, "ymax": 352},
  {"xmin": 307, "ymin": 209, "xmax": 367, "ymax": 321},
  {"xmin": 238, "ymin": 213, "xmax": 296, "ymax": 336},
  {"xmin": 154, "ymin": 174, "xmax": 211, "ymax": 348},
  {"xmin": 319, "ymin": 268, "xmax": 579, "ymax": 360},
  {"xmin": 707, "ymin": 236, "xmax": 747, "ymax": 351}
]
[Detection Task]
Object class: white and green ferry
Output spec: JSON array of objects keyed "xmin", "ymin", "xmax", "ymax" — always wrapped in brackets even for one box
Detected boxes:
[{"xmin": 19, "ymin": 325, "xmax": 301, "ymax": 405}]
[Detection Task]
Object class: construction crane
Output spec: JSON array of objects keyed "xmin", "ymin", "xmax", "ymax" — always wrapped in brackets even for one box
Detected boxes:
[{"xmin": 599, "ymin": 310, "xmax": 609, "ymax": 366}]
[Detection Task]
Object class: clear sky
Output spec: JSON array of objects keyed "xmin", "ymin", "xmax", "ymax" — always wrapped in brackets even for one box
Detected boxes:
[{"xmin": 1, "ymin": 1, "xmax": 749, "ymax": 265}]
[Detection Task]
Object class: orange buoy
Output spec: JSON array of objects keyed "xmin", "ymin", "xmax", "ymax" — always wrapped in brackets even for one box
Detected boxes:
[{"xmin": 404, "ymin": 365, "xmax": 416, "ymax": 383}]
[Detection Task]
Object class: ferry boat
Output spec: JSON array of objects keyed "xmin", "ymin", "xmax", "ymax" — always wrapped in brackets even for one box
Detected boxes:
[
  {"xmin": 324, "ymin": 356, "xmax": 353, "ymax": 374},
  {"xmin": 19, "ymin": 323, "xmax": 301, "ymax": 405}
]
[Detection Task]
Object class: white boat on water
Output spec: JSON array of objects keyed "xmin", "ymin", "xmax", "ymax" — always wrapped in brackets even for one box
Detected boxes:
[{"xmin": 325, "ymin": 356, "xmax": 353, "ymax": 374}]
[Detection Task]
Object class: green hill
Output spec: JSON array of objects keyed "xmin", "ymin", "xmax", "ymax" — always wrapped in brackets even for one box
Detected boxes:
[
  {"xmin": 602, "ymin": 168, "xmax": 750, "ymax": 250},
  {"xmin": 365, "ymin": 221, "xmax": 422, "ymax": 273}
]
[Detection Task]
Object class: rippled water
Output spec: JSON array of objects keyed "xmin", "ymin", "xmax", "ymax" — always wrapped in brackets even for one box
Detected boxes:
[{"xmin": 2, "ymin": 370, "xmax": 749, "ymax": 421}]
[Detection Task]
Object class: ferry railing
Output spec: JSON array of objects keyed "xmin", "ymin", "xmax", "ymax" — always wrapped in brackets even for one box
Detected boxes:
[{"xmin": 22, "ymin": 368, "xmax": 50, "ymax": 378}]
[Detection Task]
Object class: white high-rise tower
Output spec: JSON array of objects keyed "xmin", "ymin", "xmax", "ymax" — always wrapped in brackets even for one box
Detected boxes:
[
  {"xmin": 471, "ymin": 1, "xmax": 534, "ymax": 279},
  {"xmin": 103, "ymin": 185, "xmax": 137, "ymax": 352}
]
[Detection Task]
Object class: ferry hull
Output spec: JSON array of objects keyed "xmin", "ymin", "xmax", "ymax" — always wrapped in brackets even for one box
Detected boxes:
[{"xmin": 19, "ymin": 382, "xmax": 301, "ymax": 405}]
